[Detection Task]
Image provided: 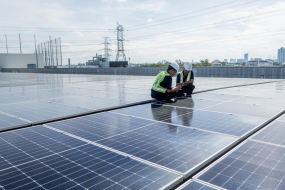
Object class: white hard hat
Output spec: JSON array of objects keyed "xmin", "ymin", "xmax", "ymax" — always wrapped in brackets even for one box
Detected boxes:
[
  {"xmin": 169, "ymin": 63, "xmax": 180, "ymax": 72},
  {"xmin": 184, "ymin": 62, "xmax": 192, "ymax": 71}
]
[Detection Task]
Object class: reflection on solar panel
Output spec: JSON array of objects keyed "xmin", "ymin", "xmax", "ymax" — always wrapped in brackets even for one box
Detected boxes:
[
  {"xmin": 1, "ymin": 73, "xmax": 285, "ymax": 190},
  {"xmin": 47, "ymin": 119, "xmax": 237, "ymax": 175},
  {"xmin": 0, "ymin": 112, "xmax": 29, "ymax": 131},
  {"xmin": 47, "ymin": 112, "xmax": 156, "ymax": 141},
  {"xmin": 205, "ymin": 102, "xmax": 283, "ymax": 118},
  {"xmin": 164, "ymin": 98, "xmax": 222, "ymax": 110},
  {"xmin": 0, "ymin": 126, "xmax": 182, "ymax": 189},
  {"xmin": 195, "ymin": 140, "xmax": 285, "ymax": 190},
  {"xmin": 252, "ymin": 121, "xmax": 285, "ymax": 146},
  {"xmin": 0, "ymin": 101, "xmax": 92, "ymax": 124},
  {"xmin": 232, "ymin": 96, "xmax": 285, "ymax": 107},
  {"xmin": 192, "ymin": 92, "xmax": 241, "ymax": 101},
  {"xmin": 176, "ymin": 180, "xmax": 218, "ymax": 190},
  {"xmin": 113, "ymin": 104, "xmax": 193, "ymax": 121},
  {"xmin": 163, "ymin": 110, "xmax": 268, "ymax": 136}
]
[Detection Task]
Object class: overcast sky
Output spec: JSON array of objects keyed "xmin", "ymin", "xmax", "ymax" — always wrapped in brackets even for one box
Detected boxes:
[{"xmin": 0, "ymin": 0, "xmax": 285, "ymax": 64}]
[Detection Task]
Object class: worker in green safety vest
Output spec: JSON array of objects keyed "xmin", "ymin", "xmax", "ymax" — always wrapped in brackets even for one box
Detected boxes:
[
  {"xmin": 151, "ymin": 63, "xmax": 182, "ymax": 102},
  {"xmin": 176, "ymin": 62, "xmax": 195, "ymax": 97}
]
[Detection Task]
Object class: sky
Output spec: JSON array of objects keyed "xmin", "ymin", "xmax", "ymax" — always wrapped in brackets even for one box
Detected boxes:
[{"xmin": 0, "ymin": 0, "xmax": 285, "ymax": 64}]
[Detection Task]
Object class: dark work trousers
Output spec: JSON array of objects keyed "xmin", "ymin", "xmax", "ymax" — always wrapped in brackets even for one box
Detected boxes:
[
  {"xmin": 152, "ymin": 91, "xmax": 177, "ymax": 101},
  {"xmin": 177, "ymin": 84, "xmax": 195, "ymax": 97}
]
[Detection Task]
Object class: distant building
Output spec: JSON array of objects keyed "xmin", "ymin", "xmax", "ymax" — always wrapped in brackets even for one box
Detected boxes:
[
  {"xmin": 211, "ymin": 60, "xmax": 221, "ymax": 65},
  {"xmin": 266, "ymin": 59, "xmax": 274, "ymax": 63},
  {"xmin": 161, "ymin": 60, "xmax": 168, "ymax": 64},
  {"xmin": 278, "ymin": 47, "xmax": 285, "ymax": 63},
  {"xmin": 0, "ymin": 53, "xmax": 44, "ymax": 69},
  {"xmin": 230, "ymin": 59, "xmax": 236, "ymax": 63},
  {"xmin": 224, "ymin": 59, "xmax": 227, "ymax": 62},
  {"xmin": 233, "ymin": 63, "xmax": 242, "ymax": 67},
  {"xmin": 246, "ymin": 60, "xmax": 271, "ymax": 67},
  {"xmin": 237, "ymin": 59, "xmax": 245, "ymax": 63},
  {"xmin": 226, "ymin": 63, "xmax": 234, "ymax": 67},
  {"xmin": 244, "ymin": 53, "xmax": 248, "ymax": 62},
  {"xmin": 253, "ymin": 58, "xmax": 262, "ymax": 61}
]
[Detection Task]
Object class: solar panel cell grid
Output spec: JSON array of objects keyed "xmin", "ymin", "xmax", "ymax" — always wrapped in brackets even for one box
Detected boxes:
[
  {"xmin": 164, "ymin": 99, "xmax": 222, "ymax": 110},
  {"xmin": 232, "ymin": 96, "xmax": 285, "ymax": 108},
  {"xmin": 205, "ymin": 102, "xmax": 283, "ymax": 118},
  {"xmin": 0, "ymin": 101, "xmax": 92, "ymax": 123},
  {"xmin": 96, "ymin": 122, "xmax": 237, "ymax": 173},
  {"xmin": 113, "ymin": 104, "xmax": 193, "ymax": 121},
  {"xmin": 0, "ymin": 113, "xmax": 29, "ymax": 130},
  {"xmin": 192, "ymin": 92, "xmax": 241, "ymax": 101},
  {"xmin": 196, "ymin": 140, "xmax": 285, "ymax": 190},
  {"xmin": 0, "ymin": 126, "xmax": 182, "ymax": 190},
  {"xmin": 252, "ymin": 120, "xmax": 285, "ymax": 146},
  {"xmin": 47, "ymin": 112, "xmax": 156, "ymax": 141},
  {"xmin": 163, "ymin": 110, "xmax": 268, "ymax": 136}
]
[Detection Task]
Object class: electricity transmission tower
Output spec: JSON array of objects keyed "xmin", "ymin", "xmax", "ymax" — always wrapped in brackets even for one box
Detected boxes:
[
  {"xmin": 115, "ymin": 22, "xmax": 126, "ymax": 61},
  {"xmin": 102, "ymin": 37, "xmax": 111, "ymax": 59}
]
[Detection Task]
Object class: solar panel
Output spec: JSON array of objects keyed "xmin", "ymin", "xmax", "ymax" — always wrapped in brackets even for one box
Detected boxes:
[
  {"xmin": 251, "ymin": 120, "xmax": 285, "ymax": 146},
  {"xmin": 204, "ymin": 102, "xmax": 283, "ymax": 118},
  {"xmin": 47, "ymin": 112, "xmax": 156, "ymax": 141},
  {"xmin": 0, "ymin": 94, "xmax": 34, "ymax": 106},
  {"xmin": 164, "ymin": 98, "xmax": 222, "ymax": 110},
  {"xmin": 176, "ymin": 180, "xmax": 218, "ymax": 190},
  {"xmin": 0, "ymin": 126, "xmax": 182, "ymax": 189},
  {"xmin": 195, "ymin": 140, "xmax": 285, "ymax": 190},
  {"xmin": 112, "ymin": 104, "xmax": 193, "ymax": 121},
  {"xmin": 45, "ymin": 96, "xmax": 132, "ymax": 110},
  {"xmin": 88, "ymin": 122, "xmax": 237, "ymax": 174},
  {"xmin": 0, "ymin": 100, "xmax": 92, "ymax": 125},
  {"xmin": 163, "ymin": 110, "xmax": 268, "ymax": 136},
  {"xmin": 192, "ymin": 92, "xmax": 241, "ymax": 102},
  {"xmin": 232, "ymin": 96, "xmax": 285, "ymax": 108},
  {"xmin": 0, "ymin": 112, "xmax": 29, "ymax": 131}
]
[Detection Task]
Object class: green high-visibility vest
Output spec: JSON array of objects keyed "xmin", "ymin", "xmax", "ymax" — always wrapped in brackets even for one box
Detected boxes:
[
  {"xmin": 152, "ymin": 71, "xmax": 170, "ymax": 93},
  {"xmin": 179, "ymin": 71, "xmax": 191, "ymax": 86}
]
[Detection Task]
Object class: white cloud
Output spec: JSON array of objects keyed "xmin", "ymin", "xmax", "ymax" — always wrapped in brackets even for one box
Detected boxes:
[
  {"xmin": 147, "ymin": 18, "xmax": 152, "ymax": 23},
  {"xmin": 73, "ymin": 31, "xmax": 84, "ymax": 38}
]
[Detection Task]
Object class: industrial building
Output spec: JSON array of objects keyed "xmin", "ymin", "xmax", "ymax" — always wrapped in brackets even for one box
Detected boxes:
[{"xmin": 0, "ymin": 53, "xmax": 44, "ymax": 69}]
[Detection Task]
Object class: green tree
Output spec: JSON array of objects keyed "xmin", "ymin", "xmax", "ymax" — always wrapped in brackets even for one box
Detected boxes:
[{"xmin": 200, "ymin": 59, "xmax": 212, "ymax": 66}]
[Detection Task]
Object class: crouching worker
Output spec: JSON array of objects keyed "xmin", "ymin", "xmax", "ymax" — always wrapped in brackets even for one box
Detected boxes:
[
  {"xmin": 151, "ymin": 63, "xmax": 182, "ymax": 103},
  {"xmin": 176, "ymin": 62, "xmax": 195, "ymax": 97}
]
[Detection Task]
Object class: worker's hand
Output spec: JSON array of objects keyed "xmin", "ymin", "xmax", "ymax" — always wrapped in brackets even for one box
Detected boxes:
[{"xmin": 176, "ymin": 85, "xmax": 182, "ymax": 91}]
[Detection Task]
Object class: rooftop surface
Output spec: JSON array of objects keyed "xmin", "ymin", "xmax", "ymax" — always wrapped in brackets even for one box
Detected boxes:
[{"xmin": 0, "ymin": 73, "xmax": 284, "ymax": 190}]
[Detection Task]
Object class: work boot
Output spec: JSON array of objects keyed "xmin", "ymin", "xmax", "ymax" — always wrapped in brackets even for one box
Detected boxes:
[{"xmin": 166, "ymin": 98, "xmax": 177, "ymax": 103}]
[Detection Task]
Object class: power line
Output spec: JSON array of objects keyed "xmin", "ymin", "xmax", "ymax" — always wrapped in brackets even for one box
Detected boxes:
[
  {"xmin": 125, "ymin": 0, "xmax": 239, "ymax": 29},
  {"xmin": 126, "ymin": 0, "xmax": 262, "ymax": 31},
  {"xmin": 126, "ymin": 9, "xmax": 285, "ymax": 41},
  {"xmin": 128, "ymin": 30, "xmax": 285, "ymax": 50}
]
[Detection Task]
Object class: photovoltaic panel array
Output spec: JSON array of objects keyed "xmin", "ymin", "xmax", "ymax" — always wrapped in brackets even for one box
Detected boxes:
[
  {"xmin": 194, "ymin": 140, "xmax": 285, "ymax": 190},
  {"xmin": 0, "ymin": 126, "xmax": 182, "ymax": 190},
  {"xmin": 180, "ymin": 82, "xmax": 285, "ymax": 190},
  {"xmin": 0, "ymin": 73, "xmax": 280, "ymax": 131},
  {"xmin": 46, "ymin": 112, "xmax": 237, "ymax": 175},
  {"xmin": 1, "ymin": 73, "xmax": 285, "ymax": 190}
]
